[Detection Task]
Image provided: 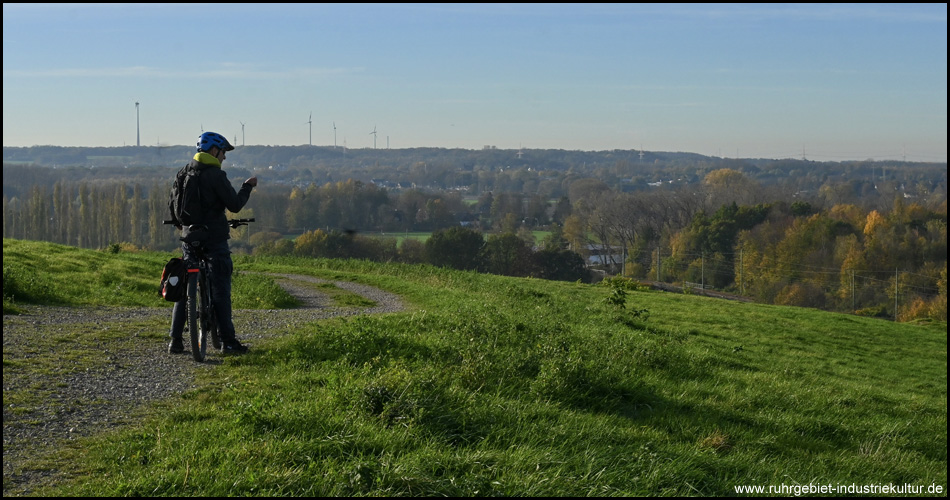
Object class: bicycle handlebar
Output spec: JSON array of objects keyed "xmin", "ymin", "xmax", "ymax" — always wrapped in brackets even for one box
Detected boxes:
[
  {"xmin": 162, "ymin": 218, "xmax": 256, "ymax": 227},
  {"xmin": 228, "ymin": 218, "xmax": 255, "ymax": 228}
]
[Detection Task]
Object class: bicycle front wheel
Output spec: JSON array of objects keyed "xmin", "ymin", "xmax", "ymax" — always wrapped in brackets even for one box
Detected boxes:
[
  {"xmin": 187, "ymin": 271, "xmax": 206, "ymax": 362},
  {"xmin": 198, "ymin": 271, "xmax": 213, "ymax": 358}
]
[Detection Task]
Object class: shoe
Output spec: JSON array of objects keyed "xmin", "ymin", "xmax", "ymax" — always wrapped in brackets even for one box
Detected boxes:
[
  {"xmin": 168, "ymin": 337, "xmax": 184, "ymax": 354},
  {"xmin": 221, "ymin": 341, "xmax": 249, "ymax": 354}
]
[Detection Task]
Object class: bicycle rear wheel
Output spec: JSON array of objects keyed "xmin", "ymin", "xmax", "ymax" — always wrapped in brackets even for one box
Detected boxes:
[{"xmin": 187, "ymin": 271, "xmax": 205, "ymax": 362}]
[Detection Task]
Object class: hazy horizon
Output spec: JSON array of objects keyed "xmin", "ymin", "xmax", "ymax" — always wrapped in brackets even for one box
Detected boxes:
[{"xmin": 3, "ymin": 4, "xmax": 947, "ymax": 162}]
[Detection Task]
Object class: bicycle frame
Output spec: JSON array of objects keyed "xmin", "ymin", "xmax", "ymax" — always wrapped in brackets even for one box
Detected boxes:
[{"xmin": 164, "ymin": 218, "xmax": 253, "ymax": 361}]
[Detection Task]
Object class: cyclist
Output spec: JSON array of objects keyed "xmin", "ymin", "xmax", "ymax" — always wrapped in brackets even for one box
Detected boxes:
[{"xmin": 168, "ymin": 131, "xmax": 258, "ymax": 355}]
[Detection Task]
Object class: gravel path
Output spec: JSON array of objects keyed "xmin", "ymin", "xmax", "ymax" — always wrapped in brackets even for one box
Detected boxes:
[{"xmin": 1, "ymin": 274, "xmax": 406, "ymax": 496}]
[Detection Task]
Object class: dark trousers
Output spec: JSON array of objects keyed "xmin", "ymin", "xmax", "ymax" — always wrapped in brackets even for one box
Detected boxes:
[{"xmin": 169, "ymin": 240, "xmax": 238, "ymax": 344}]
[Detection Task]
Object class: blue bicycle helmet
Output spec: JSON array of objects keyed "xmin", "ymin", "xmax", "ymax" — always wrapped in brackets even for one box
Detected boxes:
[{"xmin": 197, "ymin": 131, "xmax": 235, "ymax": 152}]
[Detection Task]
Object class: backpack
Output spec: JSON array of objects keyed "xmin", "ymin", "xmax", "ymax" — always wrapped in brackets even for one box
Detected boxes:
[
  {"xmin": 168, "ymin": 164, "xmax": 203, "ymax": 227},
  {"xmin": 159, "ymin": 257, "xmax": 188, "ymax": 302}
]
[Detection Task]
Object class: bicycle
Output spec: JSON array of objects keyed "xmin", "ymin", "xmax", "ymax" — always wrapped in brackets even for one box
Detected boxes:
[{"xmin": 164, "ymin": 218, "xmax": 255, "ymax": 362}]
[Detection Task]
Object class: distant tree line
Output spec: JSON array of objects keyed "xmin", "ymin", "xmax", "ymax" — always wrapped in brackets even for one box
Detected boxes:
[
  {"xmin": 3, "ymin": 157, "xmax": 946, "ymax": 321},
  {"xmin": 1, "ymin": 177, "xmax": 592, "ymax": 283},
  {"xmin": 5, "ymin": 146, "xmax": 947, "ymax": 210}
]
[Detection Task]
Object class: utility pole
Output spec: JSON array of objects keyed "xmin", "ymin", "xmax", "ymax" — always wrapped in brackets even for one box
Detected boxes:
[
  {"xmin": 739, "ymin": 249, "xmax": 744, "ymax": 295},
  {"xmin": 894, "ymin": 269, "xmax": 899, "ymax": 322},
  {"xmin": 701, "ymin": 251, "xmax": 705, "ymax": 290},
  {"xmin": 851, "ymin": 269, "xmax": 854, "ymax": 313},
  {"xmin": 621, "ymin": 245, "xmax": 626, "ymax": 277}
]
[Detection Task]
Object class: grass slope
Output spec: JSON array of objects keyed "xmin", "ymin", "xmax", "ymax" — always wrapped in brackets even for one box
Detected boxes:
[{"xmin": 3, "ymin": 239, "xmax": 947, "ymax": 496}]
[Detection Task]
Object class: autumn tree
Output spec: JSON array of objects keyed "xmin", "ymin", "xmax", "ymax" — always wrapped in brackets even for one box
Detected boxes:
[
  {"xmin": 252, "ymin": 186, "xmax": 290, "ymax": 233},
  {"xmin": 294, "ymin": 228, "xmax": 329, "ymax": 257},
  {"xmin": 285, "ymin": 186, "xmax": 308, "ymax": 231},
  {"xmin": 396, "ymin": 189, "xmax": 430, "ymax": 231},
  {"xmin": 567, "ymin": 177, "xmax": 611, "ymax": 205},
  {"xmin": 490, "ymin": 192, "xmax": 524, "ymax": 231},
  {"xmin": 551, "ymin": 196, "xmax": 572, "ymax": 224},
  {"xmin": 148, "ymin": 180, "xmax": 167, "ymax": 249},
  {"xmin": 703, "ymin": 168, "xmax": 759, "ymax": 208},
  {"xmin": 562, "ymin": 213, "xmax": 588, "ymax": 255},
  {"xmin": 28, "ymin": 185, "xmax": 49, "ymax": 242},
  {"xmin": 52, "ymin": 182, "xmax": 67, "ymax": 244},
  {"xmin": 78, "ymin": 182, "xmax": 90, "ymax": 248}
]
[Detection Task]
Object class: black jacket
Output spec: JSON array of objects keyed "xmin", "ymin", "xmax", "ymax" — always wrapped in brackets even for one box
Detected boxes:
[{"xmin": 189, "ymin": 157, "xmax": 254, "ymax": 243}]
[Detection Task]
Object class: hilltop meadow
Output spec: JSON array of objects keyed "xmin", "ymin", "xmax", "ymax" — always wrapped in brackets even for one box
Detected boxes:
[{"xmin": 2, "ymin": 238, "xmax": 947, "ymax": 496}]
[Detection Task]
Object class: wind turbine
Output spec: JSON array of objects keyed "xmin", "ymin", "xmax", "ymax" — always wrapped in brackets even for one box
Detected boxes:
[
  {"xmin": 135, "ymin": 101, "xmax": 140, "ymax": 147},
  {"xmin": 307, "ymin": 112, "xmax": 313, "ymax": 146},
  {"xmin": 333, "ymin": 122, "xmax": 337, "ymax": 148},
  {"xmin": 370, "ymin": 125, "xmax": 377, "ymax": 149},
  {"xmin": 240, "ymin": 121, "xmax": 246, "ymax": 146}
]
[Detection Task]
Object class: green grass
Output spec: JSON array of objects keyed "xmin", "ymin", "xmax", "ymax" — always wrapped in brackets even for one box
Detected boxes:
[
  {"xmin": 3, "ymin": 238, "xmax": 947, "ymax": 496},
  {"xmin": 231, "ymin": 272, "xmax": 301, "ymax": 309},
  {"xmin": 2, "ymin": 239, "xmax": 297, "ymax": 313},
  {"xmin": 311, "ymin": 281, "xmax": 377, "ymax": 308}
]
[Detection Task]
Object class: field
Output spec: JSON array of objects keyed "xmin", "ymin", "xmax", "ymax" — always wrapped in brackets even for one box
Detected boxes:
[
  {"xmin": 2, "ymin": 238, "xmax": 947, "ymax": 496},
  {"xmin": 366, "ymin": 230, "xmax": 434, "ymax": 245},
  {"xmin": 363, "ymin": 230, "xmax": 551, "ymax": 246}
]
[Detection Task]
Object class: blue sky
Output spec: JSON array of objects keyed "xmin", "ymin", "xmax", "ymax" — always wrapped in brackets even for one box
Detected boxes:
[{"xmin": 3, "ymin": 3, "xmax": 947, "ymax": 162}]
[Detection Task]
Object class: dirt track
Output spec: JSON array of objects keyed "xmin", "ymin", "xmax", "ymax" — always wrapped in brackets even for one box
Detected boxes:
[{"xmin": 2, "ymin": 274, "xmax": 406, "ymax": 496}]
